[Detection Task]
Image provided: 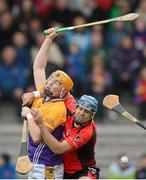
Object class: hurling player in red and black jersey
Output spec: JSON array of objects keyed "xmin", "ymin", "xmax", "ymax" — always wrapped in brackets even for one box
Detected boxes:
[{"xmin": 30, "ymin": 94, "xmax": 100, "ymax": 179}]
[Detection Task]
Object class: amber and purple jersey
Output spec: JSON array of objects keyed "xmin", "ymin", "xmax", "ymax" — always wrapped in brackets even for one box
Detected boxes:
[{"xmin": 28, "ymin": 96, "xmax": 67, "ymax": 166}]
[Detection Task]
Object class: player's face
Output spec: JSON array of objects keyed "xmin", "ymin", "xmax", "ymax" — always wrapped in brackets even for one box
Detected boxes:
[
  {"xmin": 44, "ymin": 74, "xmax": 63, "ymax": 97},
  {"xmin": 74, "ymin": 105, "xmax": 93, "ymax": 124}
]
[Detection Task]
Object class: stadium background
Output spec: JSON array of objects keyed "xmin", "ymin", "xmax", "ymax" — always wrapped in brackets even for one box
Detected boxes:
[{"xmin": 0, "ymin": 0, "xmax": 146, "ymax": 178}]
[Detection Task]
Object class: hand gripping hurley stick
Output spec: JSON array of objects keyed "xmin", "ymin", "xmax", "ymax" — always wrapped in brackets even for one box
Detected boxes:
[
  {"xmin": 44, "ymin": 13, "xmax": 139, "ymax": 35},
  {"xmin": 16, "ymin": 119, "xmax": 33, "ymax": 175},
  {"xmin": 103, "ymin": 95, "xmax": 146, "ymax": 130}
]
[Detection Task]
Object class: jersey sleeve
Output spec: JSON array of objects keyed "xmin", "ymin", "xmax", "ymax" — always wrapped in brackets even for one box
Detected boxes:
[
  {"xmin": 64, "ymin": 95, "xmax": 77, "ymax": 113},
  {"xmin": 43, "ymin": 103, "xmax": 67, "ymax": 131},
  {"xmin": 65, "ymin": 127, "xmax": 93, "ymax": 150}
]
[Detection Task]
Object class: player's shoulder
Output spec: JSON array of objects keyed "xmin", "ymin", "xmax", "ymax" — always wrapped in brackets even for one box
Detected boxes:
[
  {"xmin": 65, "ymin": 95, "xmax": 77, "ymax": 112},
  {"xmin": 83, "ymin": 121, "xmax": 97, "ymax": 135},
  {"xmin": 91, "ymin": 121, "xmax": 99, "ymax": 136}
]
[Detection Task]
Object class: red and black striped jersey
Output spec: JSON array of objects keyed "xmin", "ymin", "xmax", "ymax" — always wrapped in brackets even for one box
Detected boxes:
[{"xmin": 63, "ymin": 95, "xmax": 98, "ymax": 174}]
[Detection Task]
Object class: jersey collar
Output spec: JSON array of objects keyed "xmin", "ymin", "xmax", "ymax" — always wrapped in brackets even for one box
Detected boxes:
[{"xmin": 42, "ymin": 96, "xmax": 64, "ymax": 103}]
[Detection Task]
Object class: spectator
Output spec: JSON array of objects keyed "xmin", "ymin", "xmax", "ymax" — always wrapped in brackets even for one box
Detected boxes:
[
  {"xmin": 91, "ymin": 53, "xmax": 112, "ymax": 121},
  {"xmin": 110, "ymin": 0, "xmax": 130, "ymax": 18},
  {"xmin": 87, "ymin": 30, "xmax": 110, "ymax": 68},
  {"xmin": 141, "ymin": 47, "xmax": 146, "ymax": 65},
  {"xmin": 0, "ymin": 0, "xmax": 9, "ymax": 14},
  {"xmin": 0, "ymin": 46, "xmax": 29, "ymax": 119},
  {"xmin": 135, "ymin": 153, "xmax": 146, "ymax": 179},
  {"xmin": 107, "ymin": 153, "xmax": 136, "ymax": 179},
  {"xmin": 107, "ymin": 21, "xmax": 129, "ymax": 48},
  {"xmin": 12, "ymin": 31, "xmax": 34, "ymax": 92},
  {"xmin": 65, "ymin": 15, "xmax": 92, "ymax": 56},
  {"xmin": 48, "ymin": 0, "xmax": 74, "ymax": 27},
  {"xmin": 109, "ymin": 0, "xmax": 131, "ymax": 30},
  {"xmin": 134, "ymin": 19, "xmax": 146, "ymax": 51},
  {"xmin": 0, "ymin": 153, "xmax": 16, "ymax": 179},
  {"xmin": 27, "ymin": 17, "xmax": 43, "ymax": 46},
  {"xmin": 75, "ymin": 0, "xmax": 96, "ymax": 20},
  {"xmin": 136, "ymin": 0, "xmax": 146, "ymax": 25},
  {"xmin": 111, "ymin": 35, "xmax": 141, "ymax": 96},
  {"xmin": 12, "ymin": 31, "xmax": 31, "ymax": 69},
  {"xmin": 0, "ymin": 10, "xmax": 18, "ymax": 48},
  {"xmin": 31, "ymin": 32, "xmax": 64, "ymax": 71},
  {"xmin": 66, "ymin": 42, "xmax": 88, "ymax": 97},
  {"xmin": 34, "ymin": 0, "xmax": 55, "ymax": 18},
  {"xmin": 15, "ymin": 0, "xmax": 38, "ymax": 32},
  {"xmin": 90, "ymin": 0, "xmax": 113, "ymax": 23},
  {"xmin": 31, "ymin": 32, "xmax": 60, "ymax": 76},
  {"xmin": 134, "ymin": 66, "xmax": 146, "ymax": 120}
]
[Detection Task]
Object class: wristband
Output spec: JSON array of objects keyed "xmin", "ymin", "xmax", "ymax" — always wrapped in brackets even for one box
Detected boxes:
[
  {"xmin": 27, "ymin": 113, "xmax": 33, "ymax": 120},
  {"xmin": 33, "ymin": 91, "xmax": 41, "ymax": 98}
]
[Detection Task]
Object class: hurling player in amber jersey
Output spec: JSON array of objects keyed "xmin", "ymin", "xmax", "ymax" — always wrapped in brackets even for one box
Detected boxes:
[
  {"xmin": 21, "ymin": 28, "xmax": 73, "ymax": 179},
  {"xmin": 30, "ymin": 94, "xmax": 100, "ymax": 179}
]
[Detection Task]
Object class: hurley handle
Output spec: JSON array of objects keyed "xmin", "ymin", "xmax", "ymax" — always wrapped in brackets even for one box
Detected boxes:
[
  {"xmin": 136, "ymin": 121, "xmax": 146, "ymax": 130},
  {"xmin": 44, "ymin": 27, "xmax": 74, "ymax": 35}
]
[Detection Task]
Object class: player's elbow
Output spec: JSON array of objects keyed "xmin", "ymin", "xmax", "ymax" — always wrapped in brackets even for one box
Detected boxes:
[{"xmin": 32, "ymin": 137, "xmax": 42, "ymax": 144}]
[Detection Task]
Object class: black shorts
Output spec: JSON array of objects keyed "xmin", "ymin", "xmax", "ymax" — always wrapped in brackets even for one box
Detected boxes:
[{"xmin": 64, "ymin": 167, "xmax": 100, "ymax": 179}]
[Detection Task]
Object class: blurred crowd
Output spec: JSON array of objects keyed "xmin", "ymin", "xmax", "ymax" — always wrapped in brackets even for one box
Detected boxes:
[{"xmin": 0, "ymin": 0, "xmax": 146, "ymax": 121}]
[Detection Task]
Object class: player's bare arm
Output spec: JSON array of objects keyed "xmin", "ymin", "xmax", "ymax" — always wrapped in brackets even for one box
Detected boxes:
[
  {"xmin": 30, "ymin": 108, "xmax": 71, "ymax": 154},
  {"xmin": 33, "ymin": 28, "xmax": 57, "ymax": 90},
  {"xmin": 21, "ymin": 107, "xmax": 42, "ymax": 143}
]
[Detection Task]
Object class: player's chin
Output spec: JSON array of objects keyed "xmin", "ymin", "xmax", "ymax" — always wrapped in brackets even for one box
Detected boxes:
[
  {"xmin": 44, "ymin": 88, "xmax": 52, "ymax": 97},
  {"xmin": 74, "ymin": 117, "xmax": 83, "ymax": 124}
]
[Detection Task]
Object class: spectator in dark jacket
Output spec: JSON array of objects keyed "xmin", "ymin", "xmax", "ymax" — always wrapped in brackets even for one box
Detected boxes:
[
  {"xmin": 0, "ymin": 46, "xmax": 29, "ymax": 119},
  {"xmin": 0, "ymin": 153, "xmax": 16, "ymax": 179},
  {"xmin": 111, "ymin": 35, "xmax": 141, "ymax": 96}
]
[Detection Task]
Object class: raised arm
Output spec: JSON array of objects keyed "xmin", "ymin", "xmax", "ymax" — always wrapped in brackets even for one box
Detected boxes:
[{"xmin": 33, "ymin": 28, "xmax": 57, "ymax": 90}]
